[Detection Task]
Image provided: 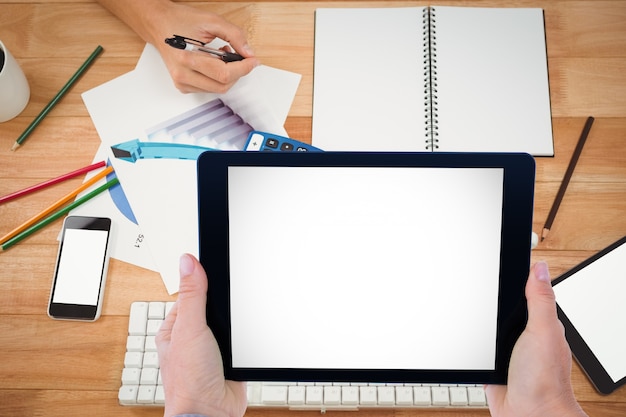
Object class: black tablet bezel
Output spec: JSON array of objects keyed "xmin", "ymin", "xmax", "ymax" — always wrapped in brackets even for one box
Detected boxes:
[
  {"xmin": 198, "ymin": 151, "xmax": 535, "ymax": 383},
  {"xmin": 552, "ymin": 235, "xmax": 626, "ymax": 395}
]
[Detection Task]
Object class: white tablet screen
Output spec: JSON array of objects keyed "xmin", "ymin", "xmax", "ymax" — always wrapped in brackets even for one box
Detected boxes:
[
  {"xmin": 227, "ymin": 166, "xmax": 504, "ymax": 370},
  {"xmin": 554, "ymin": 242, "xmax": 626, "ymax": 383}
]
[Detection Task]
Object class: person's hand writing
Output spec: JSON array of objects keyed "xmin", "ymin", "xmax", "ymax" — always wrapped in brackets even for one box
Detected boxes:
[
  {"xmin": 485, "ymin": 262, "xmax": 588, "ymax": 417},
  {"xmin": 151, "ymin": 3, "xmax": 259, "ymax": 93},
  {"xmin": 96, "ymin": 0, "xmax": 259, "ymax": 93},
  {"xmin": 156, "ymin": 253, "xmax": 247, "ymax": 417},
  {"xmin": 151, "ymin": 2, "xmax": 259, "ymax": 93}
]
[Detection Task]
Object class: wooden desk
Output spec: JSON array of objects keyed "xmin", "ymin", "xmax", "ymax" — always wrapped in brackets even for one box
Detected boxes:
[{"xmin": 1, "ymin": 1, "xmax": 625, "ymax": 416}]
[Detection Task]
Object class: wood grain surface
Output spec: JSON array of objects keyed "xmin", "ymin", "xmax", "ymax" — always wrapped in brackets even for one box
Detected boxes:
[{"xmin": 1, "ymin": 1, "xmax": 625, "ymax": 416}]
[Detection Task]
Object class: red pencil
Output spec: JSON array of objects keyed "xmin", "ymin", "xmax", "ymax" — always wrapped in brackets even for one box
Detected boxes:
[{"xmin": 0, "ymin": 160, "xmax": 107, "ymax": 205}]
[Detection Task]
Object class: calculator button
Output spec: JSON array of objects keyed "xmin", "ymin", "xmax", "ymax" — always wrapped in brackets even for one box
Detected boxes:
[
  {"xmin": 265, "ymin": 138, "xmax": 279, "ymax": 148},
  {"xmin": 246, "ymin": 133, "xmax": 264, "ymax": 151},
  {"xmin": 280, "ymin": 142, "xmax": 294, "ymax": 151}
]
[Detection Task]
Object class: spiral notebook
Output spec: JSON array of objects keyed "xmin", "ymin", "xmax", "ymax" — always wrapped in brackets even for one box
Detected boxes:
[{"xmin": 312, "ymin": 6, "xmax": 554, "ymax": 156}]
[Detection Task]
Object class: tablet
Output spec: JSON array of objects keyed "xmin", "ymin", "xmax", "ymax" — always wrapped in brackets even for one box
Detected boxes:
[
  {"xmin": 552, "ymin": 236, "xmax": 626, "ymax": 394},
  {"xmin": 197, "ymin": 151, "xmax": 535, "ymax": 383}
]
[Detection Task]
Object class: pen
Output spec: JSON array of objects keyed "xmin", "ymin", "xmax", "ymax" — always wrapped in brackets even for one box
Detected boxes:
[{"xmin": 164, "ymin": 35, "xmax": 244, "ymax": 63}]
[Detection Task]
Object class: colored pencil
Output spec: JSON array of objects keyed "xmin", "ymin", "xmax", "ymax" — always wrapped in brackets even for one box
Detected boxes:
[
  {"xmin": 1, "ymin": 177, "xmax": 119, "ymax": 252},
  {"xmin": 541, "ymin": 116, "xmax": 595, "ymax": 242},
  {"xmin": 0, "ymin": 161, "xmax": 106, "ymax": 205},
  {"xmin": 10, "ymin": 45, "xmax": 104, "ymax": 151},
  {"xmin": 0, "ymin": 165, "xmax": 114, "ymax": 245}
]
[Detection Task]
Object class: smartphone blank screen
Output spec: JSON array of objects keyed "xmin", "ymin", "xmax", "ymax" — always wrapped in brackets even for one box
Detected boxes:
[
  {"xmin": 52, "ymin": 228, "xmax": 109, "ymax": 306},
  {"xmin": 227, "ymin": 166, "xmax": 504, "ymax": 371}
]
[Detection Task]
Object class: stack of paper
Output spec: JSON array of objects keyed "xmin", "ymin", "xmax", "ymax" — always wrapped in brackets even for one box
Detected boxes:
[{"xmin": 75, "ymin": 43, "xmax": 301, "ymax": 294}]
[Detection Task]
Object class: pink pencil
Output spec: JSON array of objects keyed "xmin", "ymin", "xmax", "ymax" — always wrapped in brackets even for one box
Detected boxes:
[{"xmin": 0, "ymin": 161, "xmax": 107, "ymax": 205}]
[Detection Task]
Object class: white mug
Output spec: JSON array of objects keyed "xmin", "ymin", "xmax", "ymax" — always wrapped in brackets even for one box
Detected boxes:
[{"xmin": 0, "ymin": 40, "xmax": 30, "ymax": 123}]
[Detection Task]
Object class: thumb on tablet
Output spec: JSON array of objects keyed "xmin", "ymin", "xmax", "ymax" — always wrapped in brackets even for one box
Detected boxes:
[
  {"xmin": 177, "ymin": 253, "xmax": 209, "ymax": 329},
  {"xmin": 525, "ymin": 261, "xmax": 559, "ymax": 327}
]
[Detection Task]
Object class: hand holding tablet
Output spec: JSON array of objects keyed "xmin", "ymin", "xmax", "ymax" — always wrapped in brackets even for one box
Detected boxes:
[
  {"xmin": 155, "ymin": 256, "xmax": 588, "ymax": 416},
  {"xmin": 486, "ymin": 262, "xmax": 588, "ymax": 417}
]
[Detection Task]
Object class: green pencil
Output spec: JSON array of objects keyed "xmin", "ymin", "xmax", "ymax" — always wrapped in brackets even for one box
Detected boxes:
[
  {"xmin": 11, "ymin": 45, "xmax": 104, "ymax": 151},
  {"xmin": 0, "ymin": 177, "xmax": 119, "ymax": 251}
]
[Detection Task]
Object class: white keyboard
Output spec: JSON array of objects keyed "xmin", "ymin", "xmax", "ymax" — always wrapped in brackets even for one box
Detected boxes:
[{"xmin": 119, "ymin": 301, "xmax": 488, "ymax": 410}]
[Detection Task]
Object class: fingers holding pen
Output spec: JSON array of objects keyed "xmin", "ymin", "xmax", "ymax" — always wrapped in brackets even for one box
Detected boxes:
[
  {"xmin": 166, "ymin": 43, "xmax": 259, "ymax": 94},
  {"xmin": 162, "ymin": 12, "xmax": 260, "ymax": 94}
]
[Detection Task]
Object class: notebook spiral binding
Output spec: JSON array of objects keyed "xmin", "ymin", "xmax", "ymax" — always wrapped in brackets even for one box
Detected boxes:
[{"xmin": 423, "ymin": 7, "xmax": 439, "ymax": 150}]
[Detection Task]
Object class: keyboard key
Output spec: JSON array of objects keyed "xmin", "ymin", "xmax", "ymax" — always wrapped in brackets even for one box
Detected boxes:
[
  {"xmin": 155, "ymin": 385, "xmax": 165, "ymax": 404},
  {"xmin": 137, "ymin": 385, "xmax": 156, "ymax": 404},
  {"xmin": 468, "ymin": 386, "xmax": 487, "ymax": 406},
  {"xmin": 140, "ymin": 368, "xmax": 159, "ymax": 385},
  {"xmin": 126, "ymin": 335, "xmax": 145, "ymax": 352},
  {"xmin": 148, "ymin": 302, "xmax": 165, "ymax": 319},
  {"xmin": 165, "ymin": 301, "xmax": 175, "ymax": 317},
  {"xmin": 247, "ymin": 382, "xmax": 262, "ymax": 404},
  {"xmin": 305, "ymin": 386, "xmax": 323, "ymax": 405},
  {"xmin": 261, "ymin": 385, "xmax": 288, "ymax": 405},
  {"xmin": 432, "ymin": 386, "xmax": 450, "ymax": 406},
  {"xmin": 128, "ymin": 302, "xmax": 149, "ymax": 335},
  {"xmin": 341, "ymin": 386, "xmax": 359, "ymax": 405},
  {"xmin": 288, "ymin": 386, "xmax": 305, "ymax": 405},
  {"xmin": 146, "ymin": 319, "xmax": 163, "ymax": 335},
  {"xmin": 144, "ymin": 335, "xmax": 157, "ymax": 352},
  {"xmin": 359, "ymin": 386, "xmax": 377, "ymax": 405},
  {"xmin": 378, "ymin": 386, "xmax": 395, "ymax": 405},
  {"xmin": 323, "ymin": 386, "xmax": 341, "ymax": 405},
  {"xmin": 121, "ymin": 368, "xmax": 140, "ymax": 385},
  {"xmin": 450, "ymin": 386, "xmax": 468, "ymax": 406},
  {"xmin": 413, "ymin": 386, "xmax": 431, "ymax": 405},
  {"xmin": 118, "ymin": 385, "xmax": 138, "ymax": 405},
  {"xmin": 142, "ymin": 351, "xmax": 159, "ymax": 368},
  {"xmin": 124, "ymin": 352, "xmax": 143, "ymax": 368},
  {"xmin": 395, "ymin": 386, "xmax": 413, "ymax": 406}
]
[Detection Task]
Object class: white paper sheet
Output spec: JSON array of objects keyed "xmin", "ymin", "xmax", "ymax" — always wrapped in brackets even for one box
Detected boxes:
[{"xmin": 82, "ymin": 43, "xmax": 301, "ymax": 293}]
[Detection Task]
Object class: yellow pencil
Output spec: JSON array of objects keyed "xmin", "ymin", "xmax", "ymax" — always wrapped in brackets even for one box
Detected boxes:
[{"xmin": 0, "ymin": 165, "xmax": 114, "ymax": 245}]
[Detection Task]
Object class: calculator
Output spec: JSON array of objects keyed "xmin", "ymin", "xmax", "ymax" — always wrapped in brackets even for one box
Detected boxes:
[{"xmin": 244, "ymin": 131, "xmax": 323, "ymax": 152}]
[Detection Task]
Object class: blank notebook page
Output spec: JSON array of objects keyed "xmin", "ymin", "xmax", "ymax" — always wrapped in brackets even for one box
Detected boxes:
[
  {"xmin": 312, "ymin": 8, "xmax": 426, "ymax": 151},
  {"xmin": 434, "ymin": 6, "xmax": 553, "ymax": 155}
]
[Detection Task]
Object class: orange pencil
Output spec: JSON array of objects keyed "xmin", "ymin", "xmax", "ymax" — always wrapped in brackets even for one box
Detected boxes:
[{"xmin": 0, "ymin": 165, "xmax": 114, "ymax": 245}]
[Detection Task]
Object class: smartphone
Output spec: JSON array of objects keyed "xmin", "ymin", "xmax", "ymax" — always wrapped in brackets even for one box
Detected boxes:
[{"xmin": 48, "ymin": 216, "xmax": 112, "ymax": 321}]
